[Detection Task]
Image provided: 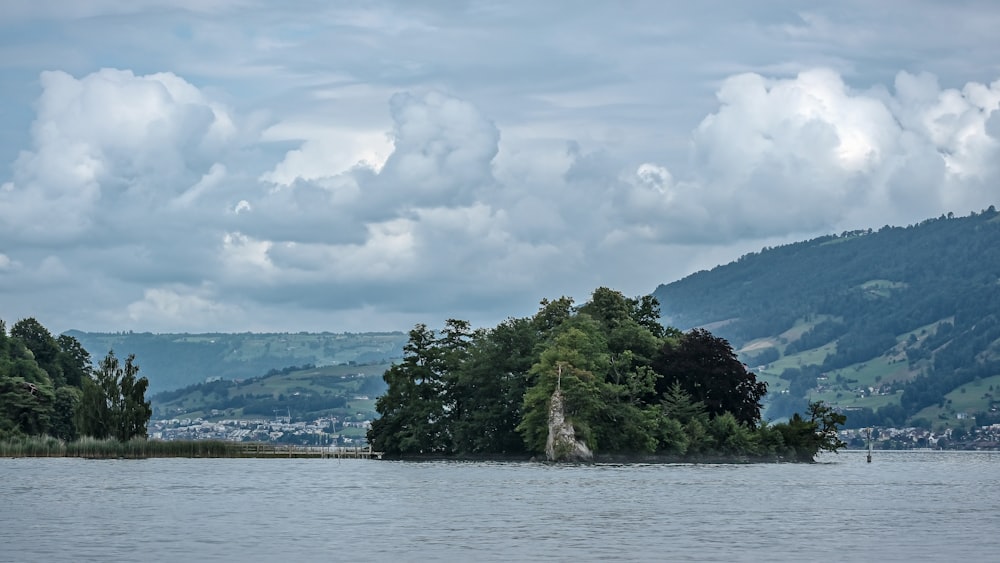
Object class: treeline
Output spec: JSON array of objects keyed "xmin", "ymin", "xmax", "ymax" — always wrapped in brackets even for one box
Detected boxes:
[
  {"xmin": 784, "ymin": 320, "xmax": 847, "ymax": 355},
  {"xmin": 1, "ymin": 318, "xmax": 151, "ymax": 442},
  {"xmin": 367, "ymin": 288, "xmax": 844, "ymax": 462},
  {"xmin": 265, "ymin": 364, "xmax": 317, "ymax": 376},
  {"xmin": 656, "ymin": 207, "xmax": 1000, "ymax": 349},
  {"xmin": 240, "ymin": 394, "xmax": 348, "ymax": 417}
]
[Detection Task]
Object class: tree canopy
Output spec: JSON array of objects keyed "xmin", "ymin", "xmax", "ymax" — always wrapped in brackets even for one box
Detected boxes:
[{"xmin": 77, "ymin": 350, "xmax": 152, "ymax": 441}]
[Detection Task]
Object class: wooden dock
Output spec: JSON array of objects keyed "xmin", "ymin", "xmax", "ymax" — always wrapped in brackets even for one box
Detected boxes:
[{"xmin": 238, "ymin": 443, "xmax": 384, "ymax": 459}]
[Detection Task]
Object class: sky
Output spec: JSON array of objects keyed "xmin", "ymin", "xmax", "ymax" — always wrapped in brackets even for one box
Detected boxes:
[{"xmin": 2, "ymin": 1, "xmax": 1000, "ymax": 335}]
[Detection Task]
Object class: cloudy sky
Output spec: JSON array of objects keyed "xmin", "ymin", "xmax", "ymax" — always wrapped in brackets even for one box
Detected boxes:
[{"xmin": 2, "ymin": 1, "xmax": 1000, "ymax": 334}]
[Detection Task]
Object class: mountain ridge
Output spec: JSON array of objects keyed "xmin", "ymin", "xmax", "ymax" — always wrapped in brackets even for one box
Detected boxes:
[{"xmin": 653, "ymin": 207, "xmax": 1000, "ymax": 429}]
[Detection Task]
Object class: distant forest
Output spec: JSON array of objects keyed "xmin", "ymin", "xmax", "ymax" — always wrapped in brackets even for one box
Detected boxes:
[{"xmin": 654, "ymin": 207, "xmax": 1000, "ymax": 430}]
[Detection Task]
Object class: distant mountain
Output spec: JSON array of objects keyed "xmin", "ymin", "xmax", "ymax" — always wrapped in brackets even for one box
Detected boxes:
[
  {"xmin": 63, "ymin": 331, "xmax": 407, "ymax": 394},
  {"xmin": 653, "ymin": 207, "xmax": 1000, "ymax": 429}
]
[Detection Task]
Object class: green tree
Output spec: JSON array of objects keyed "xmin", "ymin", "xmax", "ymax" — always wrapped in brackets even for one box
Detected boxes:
[
  {"xmin": 117, "ymin": 355, "xmax": 152, "ymax": 441},
  {"xmin": 578, "ymin": 288, "xmax": 662, "ymax": 372},
  {"xmin": 0, "ymin": 371, "xmax": 55, "ymax": 437},
  {"xmin": 77, "ymin": 377, "xmax": 109, "ymax": 438},
  {"xmin": 449, "ymin": 317, "xmax": 538, "ymax": 455},
  {"xmin": 647, "ymin": 412, "xmax": 689, "ymax": 454},
  {"xmin": 578, "ymin": 287, "xmax": 632, "ymax": 332},
  {"xmin": 0, "ymin": 323, "xmax": 57, "ymax": 437},
  {"xmin": 632, "ymin": 294, "xmax": 667, "ymax": 338},
  {"xmin": 438, "ymin": 318, "xmax": 474, "ymax": 437},
  {"xmin": 773, "ymin": 401, "xmax": 846, "ymax": 461},
  {"xmin": 76, "ymin": 351, "xmax": 151, "ymax": 441},
  {"xmin": 56, "ymin": 334, "xmax": 92, "ymax": 388},
  {"xmin": 807, "ymin": 400, "xmax": 847, "ymax": 454},
  {"xmin": 11, "ymin": 318, "xmax": 64, "ymax": 386},
  {"xmin": 49, "ymin": 386, "xmax": 82, "ymax": 441},
  {"xmin": 660, "ymin": 380, "xmax": 708, "ymax": 425},
  {"xmin": 532, "ymin": 296, "xmax": 575, "ymax": 335},
  {"xmin": 368, "ymin": 325, "xmax": 450, "ymax": 455},
  {"xmin": 707, "ymin": 412, "xmax": 755, "ymax": 456}
]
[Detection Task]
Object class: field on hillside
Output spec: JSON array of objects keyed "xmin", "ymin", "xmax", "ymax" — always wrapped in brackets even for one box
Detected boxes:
[
  {"xmin": 912, "ymin": 374, "xmax": 1000, "ymax": 430},
  {"xmin": 751, "ymin": 316, "xmax": 938, "ymax": 422},
  {"xmin": 152, "ymin": 363, "xmax": 391, "ymax": 421}
]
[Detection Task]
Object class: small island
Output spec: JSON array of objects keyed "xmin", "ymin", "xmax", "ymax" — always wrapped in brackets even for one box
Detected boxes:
[{"xmin": 368, "ymin": 287, "xmax": 845, "ymax": 462}]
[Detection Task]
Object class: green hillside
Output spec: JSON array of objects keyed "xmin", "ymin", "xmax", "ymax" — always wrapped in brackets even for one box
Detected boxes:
[
  {"xmin": 653, "ymin": 207, "xmax": 1000, "ymax": 430},
  {"xmin": 64, "ymin": 331, "xmax": 407, "ymax": 394},
  {"xmin": 151, "ymin": 362, "xmax": 390, "ymax": 422}
]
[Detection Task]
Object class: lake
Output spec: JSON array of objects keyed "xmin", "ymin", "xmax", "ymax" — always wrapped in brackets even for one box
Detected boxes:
[{"xmin": 2, "ymin": 451, "xmax": 998, "ymax": 562}]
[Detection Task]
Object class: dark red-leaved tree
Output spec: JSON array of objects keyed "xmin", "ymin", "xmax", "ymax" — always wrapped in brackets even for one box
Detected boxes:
[{"xmin": 652, "ymin": 328, "xmax": 767, "ymax": 428}]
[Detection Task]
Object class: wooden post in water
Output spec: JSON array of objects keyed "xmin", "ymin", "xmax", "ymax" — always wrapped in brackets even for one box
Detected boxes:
[{"xmin": 866, "ymin": 427, "xmax": 873, "ymax": 463}]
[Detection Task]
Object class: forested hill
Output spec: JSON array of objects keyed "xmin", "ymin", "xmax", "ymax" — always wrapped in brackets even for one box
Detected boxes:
[
  {"xmin": 63, "ymin": 331, "xmax": 407, "ymax": 394},
  {"xmin": 653, "ymin": 207, "xmax": 1000, "ymax": 429}
]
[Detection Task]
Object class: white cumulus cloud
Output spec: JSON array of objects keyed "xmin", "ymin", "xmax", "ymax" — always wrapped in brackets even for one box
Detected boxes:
[
  {"xmin": 618, "ymin": 68, "xmax": 1000, "ymax": 243},
  {"xmin": 126, "ymin": 286, "xmax": 243, "ymax": 331},
  {"xmin": 0, "ymin": 68, "xmax": 236, "ymax": 242},
  {"xmin": 376, "ymin": 91, "xmax": 500, "ymax": 208}
]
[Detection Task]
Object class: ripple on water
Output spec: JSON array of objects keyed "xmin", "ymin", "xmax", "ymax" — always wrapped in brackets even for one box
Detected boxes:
[{"xmin": 2, "ymin": 452, "xmax": 999, "ymax": 562}]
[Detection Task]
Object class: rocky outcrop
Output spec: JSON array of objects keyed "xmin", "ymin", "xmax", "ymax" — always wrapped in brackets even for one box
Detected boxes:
[{"xmin": 545, "ymin": 387, "xmax": 593, "ymax": 462}]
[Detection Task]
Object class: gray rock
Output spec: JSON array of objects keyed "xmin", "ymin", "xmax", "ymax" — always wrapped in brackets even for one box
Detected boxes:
[{"xmin": 544, "ymin": 387, "xmax": 593, "ymax": 462}]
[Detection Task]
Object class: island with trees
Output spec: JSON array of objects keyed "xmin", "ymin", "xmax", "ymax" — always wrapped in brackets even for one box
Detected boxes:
[{"xmin": 368, "ymin": 288, "xmax": 845, "ymax": 462}]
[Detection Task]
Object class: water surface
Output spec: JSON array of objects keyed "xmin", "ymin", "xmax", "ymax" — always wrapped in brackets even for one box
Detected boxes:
[{"xmin": 2, "ymin": 451, "xmax": 998, "ymax": 562}]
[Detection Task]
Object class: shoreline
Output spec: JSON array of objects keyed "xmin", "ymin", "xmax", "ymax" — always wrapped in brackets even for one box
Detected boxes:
[{"xmin": 4, "ymin": 437, "xmax": 993, "ymax": 461}]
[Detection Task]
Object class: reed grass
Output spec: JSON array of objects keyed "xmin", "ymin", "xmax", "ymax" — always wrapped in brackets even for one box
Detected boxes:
[{"xmin": 0, "ymin": 436, "xmax": 249, "ymax": 459}]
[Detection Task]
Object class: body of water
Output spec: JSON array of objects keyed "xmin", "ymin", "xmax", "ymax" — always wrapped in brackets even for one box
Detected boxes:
[{"xmin": 2, "ymin": 451, "xmax": 998, "ymax": 562}]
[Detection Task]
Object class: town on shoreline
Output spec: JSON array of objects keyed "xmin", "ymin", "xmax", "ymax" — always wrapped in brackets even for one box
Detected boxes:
[{"xmin": 149, "ymin": 414, "xmax": 1000, "ymax": 451}]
